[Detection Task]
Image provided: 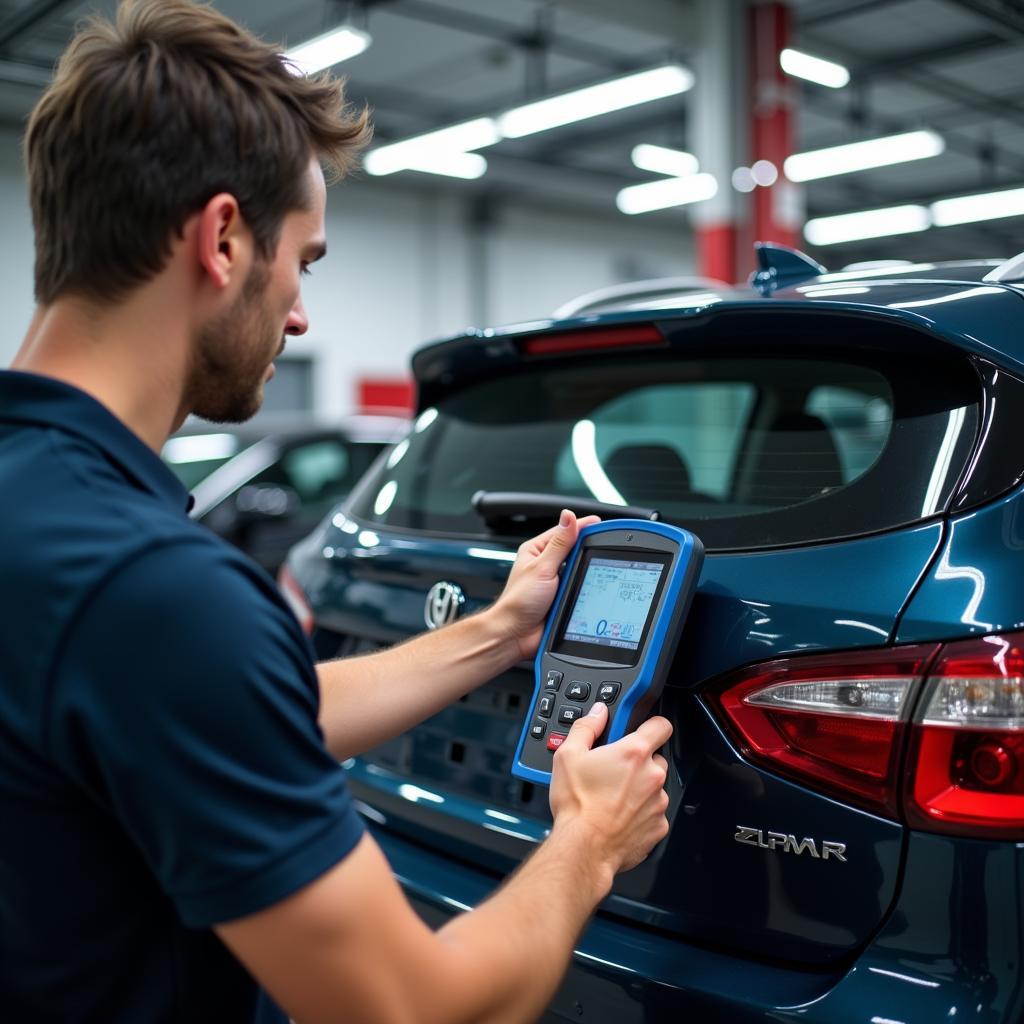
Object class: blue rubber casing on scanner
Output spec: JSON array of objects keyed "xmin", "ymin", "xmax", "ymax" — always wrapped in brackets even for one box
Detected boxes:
[{"xmin": 512, "ymin": 520, "xmax": 704, "ymax": 785}]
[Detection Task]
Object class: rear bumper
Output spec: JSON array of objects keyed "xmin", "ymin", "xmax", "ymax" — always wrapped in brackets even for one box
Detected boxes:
[{"xmin": 375, "ymin": 826, "xmax": 1024, "ymax": 1023}]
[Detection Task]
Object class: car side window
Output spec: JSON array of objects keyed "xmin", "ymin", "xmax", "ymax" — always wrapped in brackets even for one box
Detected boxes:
[{"xmin": 246, "ymin": 441, "xmax": 353, "ymax": 516}]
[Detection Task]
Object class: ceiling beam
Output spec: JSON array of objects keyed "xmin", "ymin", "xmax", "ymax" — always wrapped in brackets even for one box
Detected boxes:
[
  {"xmin": 369, "ymin": 0, "xmax": 651, "ymax": 73},
  {"xmin": 0, "ymin": 57, "xmax": 55, "ymax": 89},
  {"xmin": 941, "ymin": 0, "xmax": 1024, "ymax": 41},
  {"xmin": 803, "ymin": 29, "xmax": 1024, "ymax": 131},
  {"xmin": 549, "ymin": 0, "xmax": 697, "ymax": 45},
  {"xmin": 798, "ymin": 0, "xmax": 912, "ymax": 29},
  {"xmin": 853, "ymin": 31, "xmax": 1007, "ymax": 77},
  {"xmin": 0, "ymin": 0, "xmax": 79, "ymax": 53}
]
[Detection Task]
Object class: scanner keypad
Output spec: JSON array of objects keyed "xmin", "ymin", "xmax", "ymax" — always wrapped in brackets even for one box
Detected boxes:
[{"xmin": 566, "ymin": 681, "xmax": 590, "ymax": 701}]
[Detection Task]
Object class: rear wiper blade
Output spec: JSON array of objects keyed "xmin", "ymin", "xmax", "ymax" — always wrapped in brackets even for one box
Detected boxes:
[{"xmin": 471, "ymin": 490, "xmax": 659, "ymax": 530}]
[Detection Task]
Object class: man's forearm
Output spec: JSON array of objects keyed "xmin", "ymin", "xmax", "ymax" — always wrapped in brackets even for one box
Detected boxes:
[
  {"xmin": 317, "ymin": 606, "xmax": 521, "ymax": 761},
  {"xmin": 428, "ymin": 818, "xmax": 613, "ymax": 1024}
]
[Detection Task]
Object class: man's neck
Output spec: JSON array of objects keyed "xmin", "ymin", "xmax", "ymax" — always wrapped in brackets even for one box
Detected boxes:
[{"xmin": 11, "ymin": 290, "xmax": 192, "ymax": 454}]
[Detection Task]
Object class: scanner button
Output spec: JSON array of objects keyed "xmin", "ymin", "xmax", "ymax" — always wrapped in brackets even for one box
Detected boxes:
[
  {"xmin": 537, "ymin": 694, "xmax": 555, "ymax": 718},
  {"xmin": 547, "ymin": 732, "xmax": 568, "ymax": 752},
  {"xmin": 544, "ymin": 671, "xmax": 563, "ymax": 691},
  {"xmin": 597, "ymin": 682, "xmax": 621, "ymax": 703},
  {"xmin": 529, "ymin": 720, "xmax": 547, "ymax": 740},
  {"xmin": 567, "ymin": 681, "xmax": 591, "ymax": 702},
  {"xmin": 558, "ymin": 705, "xmax": 583, "ymax": 725}
]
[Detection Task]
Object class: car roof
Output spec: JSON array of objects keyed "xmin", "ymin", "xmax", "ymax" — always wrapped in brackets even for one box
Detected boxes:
[{"xmin": 171, "ymin": 412, "xmax": 408, "ymax": 445}]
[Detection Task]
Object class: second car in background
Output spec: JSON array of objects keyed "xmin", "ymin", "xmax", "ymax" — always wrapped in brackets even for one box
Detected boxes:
[{"xmin": 163, "ymin": 414, "xmax": 407, "ymax": 575}]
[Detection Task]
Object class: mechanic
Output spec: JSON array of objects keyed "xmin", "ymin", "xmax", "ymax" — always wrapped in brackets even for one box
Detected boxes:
[{"xmin": 0, "ymin": 2, "xmax": 673, "ymax": 1022}]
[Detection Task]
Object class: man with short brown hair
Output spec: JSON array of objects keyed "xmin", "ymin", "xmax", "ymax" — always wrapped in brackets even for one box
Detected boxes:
[{"xmin": 0, "ymin": 2, "xmax": 672, "ymax": 1021}]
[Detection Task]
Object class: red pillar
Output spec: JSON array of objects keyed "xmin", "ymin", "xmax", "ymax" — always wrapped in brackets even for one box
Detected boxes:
[
  {"xmin": 698, "ymin": 224, "xmax": 740, "ymax": 284},
  {"xmin": 750, "ymin": 1, "xmax": 800, "ymax": 251}
]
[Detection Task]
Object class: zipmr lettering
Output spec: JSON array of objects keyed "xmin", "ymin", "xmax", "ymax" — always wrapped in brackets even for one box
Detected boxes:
[{"xmin": 734, "ymin": 826, "xmax": 847, "ymax": 862}]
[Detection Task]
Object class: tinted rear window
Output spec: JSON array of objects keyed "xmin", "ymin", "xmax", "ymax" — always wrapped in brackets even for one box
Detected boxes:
[{"xmin": 350, "ymin": 353, "xmax": 979, "ymax": 550}]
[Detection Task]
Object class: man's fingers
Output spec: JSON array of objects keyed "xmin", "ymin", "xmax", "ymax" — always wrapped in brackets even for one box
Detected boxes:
[
  {"xmin": 632, "ymin": 715, "xmax": 673, "ymax": 753},
  {"xmin": 519, "ymin": 522, "xmax": 561, "ymax": 558},
  {"xmin": 534, "ymin": 510, "xmax": 582, "ymax": 572},
  {"xmin": 558, "ymin": 701, "xmax": 607, "ymax": 752}
]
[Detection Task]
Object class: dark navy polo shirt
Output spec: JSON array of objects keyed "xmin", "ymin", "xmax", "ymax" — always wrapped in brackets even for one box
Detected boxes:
[{"xmin": 0, "ymin": 370, "xmax": 364, "ymax": 1022}]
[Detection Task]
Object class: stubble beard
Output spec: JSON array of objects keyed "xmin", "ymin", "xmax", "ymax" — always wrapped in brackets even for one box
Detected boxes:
[{"xmin": 187, "ymin": 259, "xmax": 280, "ymax": 424}]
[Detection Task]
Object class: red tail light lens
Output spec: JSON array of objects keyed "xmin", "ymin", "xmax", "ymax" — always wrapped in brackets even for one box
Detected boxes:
[
  {"xmin": 905, "ymin": 632, "xmax": 1024, "ymax": 839},
  {"xmin": 277, "ymin": 563, "xmax": 314, "ymax": 636},
  {"xmin": 712, "ymin": 645, "xmax": 939, "ymax": 818},
  {"xmin": 522, "ymin": 325, "xmax": 664, "ymax": 356}
]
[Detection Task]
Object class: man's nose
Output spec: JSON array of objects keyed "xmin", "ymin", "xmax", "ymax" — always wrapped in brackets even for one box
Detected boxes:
[{"xmin": 285, "ymin": 297, "xmax": 309, "ymax": 336}]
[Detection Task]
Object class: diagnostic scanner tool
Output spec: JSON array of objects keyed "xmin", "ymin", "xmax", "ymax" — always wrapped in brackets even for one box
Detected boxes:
[{"xmin": 512, "ymin": 520, "xmax": 704, "ymax": 785}]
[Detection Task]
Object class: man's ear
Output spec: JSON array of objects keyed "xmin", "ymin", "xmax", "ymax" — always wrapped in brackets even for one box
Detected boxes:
[{"xmin": 196, "ymin": 193, "xmax": 251, "ymax": 290}]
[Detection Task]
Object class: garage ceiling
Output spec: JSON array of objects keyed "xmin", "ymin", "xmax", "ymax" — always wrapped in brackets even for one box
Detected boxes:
[{"xmin": 1, "ymin": 0, "xmax": 1023, "ymax": 270}]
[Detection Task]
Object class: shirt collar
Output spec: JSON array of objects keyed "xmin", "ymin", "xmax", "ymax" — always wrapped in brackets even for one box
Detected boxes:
[{"xmin": 0, "ymin": 370, "xmax": 193, "ymax": 512}]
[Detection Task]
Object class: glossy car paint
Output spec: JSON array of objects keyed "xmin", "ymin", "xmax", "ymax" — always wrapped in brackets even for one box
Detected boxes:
[{"xmin": 289, "ymin": 261, "xmax": 1024, "ymax": 1021}]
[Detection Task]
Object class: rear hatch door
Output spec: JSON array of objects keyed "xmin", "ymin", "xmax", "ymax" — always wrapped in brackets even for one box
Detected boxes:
[{"xmin": 297, "ymin": 309, "xmax": 987, "ymax": 965}]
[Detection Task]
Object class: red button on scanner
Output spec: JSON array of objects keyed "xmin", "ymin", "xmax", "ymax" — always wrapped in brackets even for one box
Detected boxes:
[{"xmin": 547, "ymin": 732, "xmax": 568, "ymax": 752}]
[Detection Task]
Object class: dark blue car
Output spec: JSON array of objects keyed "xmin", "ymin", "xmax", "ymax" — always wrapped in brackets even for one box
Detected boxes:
[{"xmin": 285, "ymin": 247, "xmax": 1024, "ymax": 1022}]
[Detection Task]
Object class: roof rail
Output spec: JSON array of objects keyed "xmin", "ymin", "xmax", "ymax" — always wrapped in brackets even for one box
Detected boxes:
[
  {"xmin": 749, "ymin": 242, "xmax": 826, "ymax": 296},
  {"xmin": 983, "ymin": 252, "xmax": 1024, "ymax": 284},
  {"xmin": 552, "ymin": 276, "xmax": 730, "ymax": 319}
]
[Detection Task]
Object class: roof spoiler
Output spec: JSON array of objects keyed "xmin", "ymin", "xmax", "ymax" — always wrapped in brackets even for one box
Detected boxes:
[
  {"xmin": 983, "ymin": 252, "xmax": 1024, "ymax": 285},
  {"xmin": 749, "ymin": 242, "xmax": 827, "ymax": 296}
]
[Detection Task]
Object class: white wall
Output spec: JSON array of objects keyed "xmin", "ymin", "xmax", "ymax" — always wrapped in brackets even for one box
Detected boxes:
[{"xmin": 0, "ymin": 127, "xmax": 697, "ymax": 417}]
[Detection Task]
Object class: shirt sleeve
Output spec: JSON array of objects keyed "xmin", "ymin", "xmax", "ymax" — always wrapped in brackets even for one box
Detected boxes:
[{"xmin": 47, "ymin": 538, "xmax": 365, "ymax": 928}]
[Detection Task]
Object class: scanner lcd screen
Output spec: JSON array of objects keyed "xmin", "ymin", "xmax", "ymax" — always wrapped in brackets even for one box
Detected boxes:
[{"xmin": 553, "ymin": 550, "xmax": 670, "ymax": 665}]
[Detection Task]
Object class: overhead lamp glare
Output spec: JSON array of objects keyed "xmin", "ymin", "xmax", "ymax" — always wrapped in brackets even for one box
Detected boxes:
[
  {"xmin": 931, "ymin": 186, "xmax": 1024, "ymax": 226},
  {"xmin": 363, "ymin": 118, "xmax": 501, "ymax": 176},
  {"xmin": 617, "ymin": 173, "xmax": 718, "ymax": 215},
  {"xmin": 804, "ymin": 204, "xmax": 930, "ymax": 246},
  {"xmin": 780, "ymin": 47, "xmax": 849, "ymax": 89},
  {"xmin": 284, "ymin": 25, "xmax": 371, "ymax": 75},
  {"xmin": 499, "ymin": 64, "xmax": 694, "ymax": 139},
  {"xmin": 631, "ymin": 144, "xmax": 699, "ymax": 178},
  {"xmin": 785, "ymin": 130, "xmax": 945, "ymax": 182}
]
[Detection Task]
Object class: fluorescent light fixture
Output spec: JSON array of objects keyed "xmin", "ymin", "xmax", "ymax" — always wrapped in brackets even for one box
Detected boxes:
[
  {"xmin": 373, "ymin": 152, "xmax": 487, "ymax": 180},
  {"xmin": 780, "ymin": 48, "xmax": 849, "ymax": 88},
  {"xmin": 284, "ymin": 25, "xmax": 371, "ymax": 75},
  {"xmin": 785, "ymin": 130, "xmax": 945, "ymax": 182},
  {"xmin": 931, "ymin": 186, "xmax": 1024, "ymax": 226},
  {"xmin": 804, "ymin": 204, "xmax": 930, "ymax": 246},
  {"xmin": 631, "ymin": 143, "xmax": 698, "ymax": 177},
  {"xmin": 616, "ymin": 172, "xmax": 718, "ymax": 215},
  {"xmin": 362, "ymin": 118, "xmax": 500, "ymax": 176},
  {"xmin": 499, "ymin": 64, "xmax": 693, "ymax": 139}
]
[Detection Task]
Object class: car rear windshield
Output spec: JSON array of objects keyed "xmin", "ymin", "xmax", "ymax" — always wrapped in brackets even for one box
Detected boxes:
[{"xmin": 349, "ymin": 352, "xmax": 980, "ymax": 550}]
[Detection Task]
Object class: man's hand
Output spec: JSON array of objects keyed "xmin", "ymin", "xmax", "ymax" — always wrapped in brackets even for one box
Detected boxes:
[
  {"xmin": 493, "ymin": 509, "xmax": 601, "ymax": 661},
  {"xmin": 549, "ymin": 702, "xmax": 672, "ymax": 879}
]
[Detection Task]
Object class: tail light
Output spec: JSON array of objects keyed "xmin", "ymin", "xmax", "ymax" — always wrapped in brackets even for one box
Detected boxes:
[
  {"xmin": 521, "ymin": 325, "xmax": 664, "ymax": 356},
  {"xmin": 905, "ymin": 633, "xmax": 1024, "ymax": 839},
  {"xmin": 277, "ymin": 563, "xmax": 314, "ymax": 636},
  {"xmin": 712, "ymin": 632, "xmax": 1024, "ymax": 838},
  {"xmin": 712, "ymin": 645, "xmax": 939, "ymax": 818}
]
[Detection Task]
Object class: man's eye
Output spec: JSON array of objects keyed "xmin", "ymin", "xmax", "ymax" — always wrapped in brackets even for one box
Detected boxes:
[{"xmin": 300, "ymin": 263, "xmax": 313, "ymax": 277}]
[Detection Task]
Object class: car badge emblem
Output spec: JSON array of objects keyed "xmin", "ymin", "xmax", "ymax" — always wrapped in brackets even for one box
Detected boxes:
[{"xmin": 424, "ymin": 581, "xmax": 465, "ymax": 630}]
